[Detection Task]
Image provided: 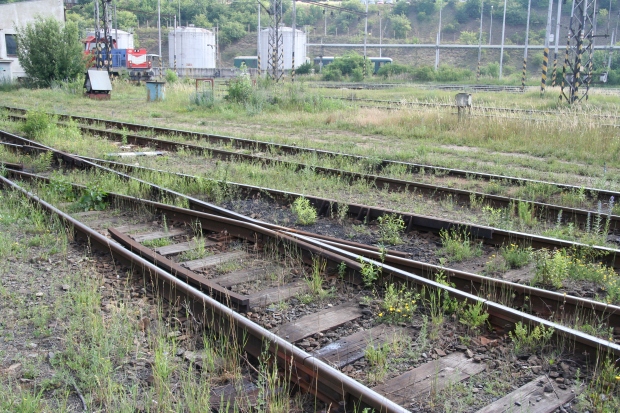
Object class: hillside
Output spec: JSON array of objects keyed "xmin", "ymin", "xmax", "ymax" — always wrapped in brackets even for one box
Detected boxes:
[{"xmin": 133, "ymin": 1, "xmax": 618, "ymax": 74}]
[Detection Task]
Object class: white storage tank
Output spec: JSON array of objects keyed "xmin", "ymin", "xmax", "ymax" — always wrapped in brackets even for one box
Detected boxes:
[
  {"xmin": 169, "ymin": 26, "xmax": 216, "ymax": 69},
  {"xmin": 86, "ymin": 29, "xmax": 134, "ymax": 49},
  {"xmin": 258, "ymin": 27, "xmax": 306, "ymax": 71}
]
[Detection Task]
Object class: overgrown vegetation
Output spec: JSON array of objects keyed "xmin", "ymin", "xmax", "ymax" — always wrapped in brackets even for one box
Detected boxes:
[{"xmin": 16, "ymin": 17, "xmax": 85, "ymax": 87}]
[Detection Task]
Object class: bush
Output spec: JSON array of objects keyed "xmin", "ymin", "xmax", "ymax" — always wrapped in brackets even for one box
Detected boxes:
[
  {"xmin": 412, "ymin": 65, "xmax": 436, "ymax": 81},
  {"xmin": 295, "ymin": 61, "xmax": 313, "ymax": 75},
  {"xmin": 23, "ymin": 111, "xmax": 55, "ymax": 138},
  {"xmin": 377, "ymin": 63, "xmax": 412, "ymax": 79},
  {"xmin": 165, "ymin": 69, "xmax": 178, "ymax": 83},
  {"xmin": 16, "ymin": 17, "xmax": 85, "ymax": 87},
  {"xmin": 226, "ymin": 72, "xmax": 253, "ymax": 104}
]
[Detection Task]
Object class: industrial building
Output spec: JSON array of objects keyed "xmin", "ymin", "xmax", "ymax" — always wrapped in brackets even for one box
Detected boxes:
[{"xmin": 0, "ymin": 0, "xmax": 65, "ymax": 81}]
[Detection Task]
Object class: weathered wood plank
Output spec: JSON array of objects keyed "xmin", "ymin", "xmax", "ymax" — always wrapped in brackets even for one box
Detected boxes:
[
  {"xmin": 113, "ymin": 223, "xmax": 155, "ymax": 233},
  {"xmin": 273, "ymin": 302, "xmax": 362, "ymax": 343},
  {"xmin": 181, "ymin": 250, "xmax": 247, "ymax": 271},
  {"xmin": 246, "ymin": 282, "xmax": 308, "ymax": 307},
  {"xmin": 154, "ymin": 240, "xmax": 216, "ymax": 256},
  {"xmin": 313, "ymin": 325, "xmax": 402, "ymax": 369},
  {"xmin": 214, "ymin": 267, "xmax": 275, "ymax": 288},
  {"xmin": 475, "ymin": 376, "xmax": 578, "ymax": 413},
  {"xmin": 372, "ymin": 352, "xmax": 486, "ymax": 406},
  {"xmin": 132, "ymin": 228, "xmax": 188, "ymax": 242}
]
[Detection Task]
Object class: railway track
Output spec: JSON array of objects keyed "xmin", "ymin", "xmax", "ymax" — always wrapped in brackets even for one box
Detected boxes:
[
  {"xmin": 2, "ymin": 109, "xmax": 620, "ymax": 245},
  {"xmin": 2, "ymin": 126, "xmax": 620, "ymax": 278},
  {"xmin": 3, "ymin": 129, "xmax": 620, "ymax": 327},
  {"xmin": 2, "ymin": 124, "xmax": 620, "ymax": 410},
  {"xmin": 3, "ymin": 105, "xmax": 619, "ymax": 203},
  {"xmin": 2, "ymin": 161, "xmax": 619, "ymax": 412}
]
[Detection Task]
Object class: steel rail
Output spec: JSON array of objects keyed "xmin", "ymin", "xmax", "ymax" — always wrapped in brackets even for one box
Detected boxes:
[
  {"xmin": 8, "ymin": 166, "xmax": 620, "ymax": 333},
  {"xmin": 3, "ymin": 105, "xmax": 619, "ymax": 202},
  {"xmin": 3, "ymin": 167, "xmax": 619, "ymax": 367},
  {"xmin": 3, "ymin": 117, "xmax": 618, "ymax": 231},
  {"xmin": 2, "ymin": 128, "xmax": 620, "ymax": 273},
  {"xmin": 284, "ymin": 232, "xmax": 620, "ymax": 363},
  {"xmin": 79, "ymin": 150, "xmax": 620, "ymax": 232},
  {"xmin": 325, "ymin": 96, "xmax": 620, "ymax": 121},
  {"xmin": 0, "ymin": 174, "xmax": 410, "ymax": 413}
]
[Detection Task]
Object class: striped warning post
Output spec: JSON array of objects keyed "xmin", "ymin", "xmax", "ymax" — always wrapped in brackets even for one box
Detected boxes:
[
  {"xmin": 521, "ymin": 58, "xmax": 527, "ymax": 91},
  {"xmin": 540, "ymin": 47, "xmax": 549, "ymax": 93},
  {"xmin": 551, "ymin": 52, "xmax": 557, "ymax": 87},
  {"xmin": 559, "ymin": 39, "xmax": 570, "ymax": 102}
]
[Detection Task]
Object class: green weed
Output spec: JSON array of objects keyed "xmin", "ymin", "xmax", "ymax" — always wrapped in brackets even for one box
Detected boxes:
[
  {"xmin": 376, "ymin": 213, "xmax": 405, "ymax": 245},
  {"xmin": 378, "ymin": 283, "xmax": 418, "ymax": 324},
  {"xmin": 438, "ymin": 227, "xmax": 482, "ymax": 262},
  {"xmin": 459, "ymin": 301, "xmax": 489, "ymax": 332},
  {"xmin": 509, "ymin": 321, "xmax": 554, "ymax": 356},
  {"xmin": 291, "ymin": 196, "xmax": 317, "ymax": 225}
]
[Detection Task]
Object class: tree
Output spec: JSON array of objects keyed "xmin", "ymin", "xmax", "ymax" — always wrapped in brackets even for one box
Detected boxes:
[
  {"xmin": 390, "ymin": 13, "xmax": 411, "ymax": 39},
  {"xmin": 16, "ymin": 17, "xmax": 85, "ymax": 87}
]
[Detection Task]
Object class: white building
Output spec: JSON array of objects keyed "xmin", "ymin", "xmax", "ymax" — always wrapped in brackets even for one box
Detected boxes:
[{"xmin": 0, "ymin": 0, "xmax": 65, "ymax": 80}]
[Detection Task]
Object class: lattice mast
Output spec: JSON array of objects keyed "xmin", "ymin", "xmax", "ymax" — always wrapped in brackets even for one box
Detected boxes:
[
  {"xmin": 560, "ymin": 0, "xmax": 597, "ymax": 104},
  {"xmin": 94, "ymin": 0, "xmax": 113, "ymax": 72},
  {"xmin": 267, "ymin": 0, "xmax": 284, "ymax": 82}
]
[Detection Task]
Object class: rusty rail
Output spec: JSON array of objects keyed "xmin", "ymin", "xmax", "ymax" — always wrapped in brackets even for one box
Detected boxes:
[
  {"xmin": 4, "ymin": 167, "xmax": 620, "ymax": 364},
  {"xmin": 3, "ymin": 105, "xmax": 619, "ymax": 202},
  {"xmin": 1, "ymin": 128, "xmax": 619, "ymax": 270}
]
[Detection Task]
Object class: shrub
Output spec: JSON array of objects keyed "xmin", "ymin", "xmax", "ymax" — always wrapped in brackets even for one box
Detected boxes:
[
  {"xmin": 165, "ymin": 69, "xmax": 178, "ymax": 83},
  {"xmin": 23, "ymin": 111, "xmax": 54, "ymax": 138},
  {"xmin": 16, "ymin": 17, "xmax": 85, "ymax": 87},
  {"xmin": 295, "ymin": 61, "xmax": 313, "ymax": 75},
  {"xmin": 377, "ymin": 63, "xmax": 412, "ymax": 79},
  {"xmin": 226, "ymin": 72, "xmax": 253, "ymax": 104}
]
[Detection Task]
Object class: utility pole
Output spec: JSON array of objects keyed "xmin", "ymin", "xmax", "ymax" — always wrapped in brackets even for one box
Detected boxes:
[
  {"xmin": 173, "ymin": 15, "xmax": 177, "ymax": 72},
  {"xmin": 257, "ymin": 3, "xmax": 261, "ymax": 76},
  {"xmin": 268, "ymin": 0, "xmax": 284, "ymax": 81},
  {"xmin": 379, "ymin": 12, "xmax": 382, "ymax": 58},
  {"xmin": 364, "ymin": 0, "xmax": 368, "ymax": 77},
  {"xmin": 157, "ymin": 0, "xmax": 162, "ymax": 77},
  {"xmin": 477, "ymin": 0, "xmax": 484, "ymax": 81},
  {"xmin": 541, "ymin": 0, "xmax": 553, "ymax": 93},
  {"xmin": 520, "ymin": 0, "xmax": 532, "ymax": 90},
  {"xmin": 552, "ymin": 0, "xmax": 563, "ymax": 86},
  {"xmin": 560, "ymin": 0, "xmax": 597, "ymax": 103},
  {"xmin": 499, "ymin": 0, "xmax": 507, "ymax": 79},
  {"xmin": 292, "ymin": 0, "xmax": 296, "ymax": 82},
  {"xmin": 435, "ymin": 1, "xmax": 443, "ymax": 70},
  {"xmin": 489, "ymin": 5, "xmax": 493, "ymax": 45}
]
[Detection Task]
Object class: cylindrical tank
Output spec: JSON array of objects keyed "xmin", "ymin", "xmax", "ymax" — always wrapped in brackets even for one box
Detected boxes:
[
  {"xmin": 258, "ymin": 27, "xmax": 306, "ymax": 71},
  {"xmin": 87, "ymin": 29, "xmax": 134, "ymax": 49},
  {"xmin": 168, "ymin": 26, "xmax": 216, "ymax": 69}
]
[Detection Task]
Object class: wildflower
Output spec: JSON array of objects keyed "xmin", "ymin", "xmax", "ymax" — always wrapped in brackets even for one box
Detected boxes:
[{"xmin": 378, "ymin": 313, "xmax": 383, "ymax": 317}]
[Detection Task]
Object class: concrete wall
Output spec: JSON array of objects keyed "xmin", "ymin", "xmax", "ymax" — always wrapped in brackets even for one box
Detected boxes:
[{"xmin": 0, "ymin": 0, "xmax": 65, "ymax": 79}]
